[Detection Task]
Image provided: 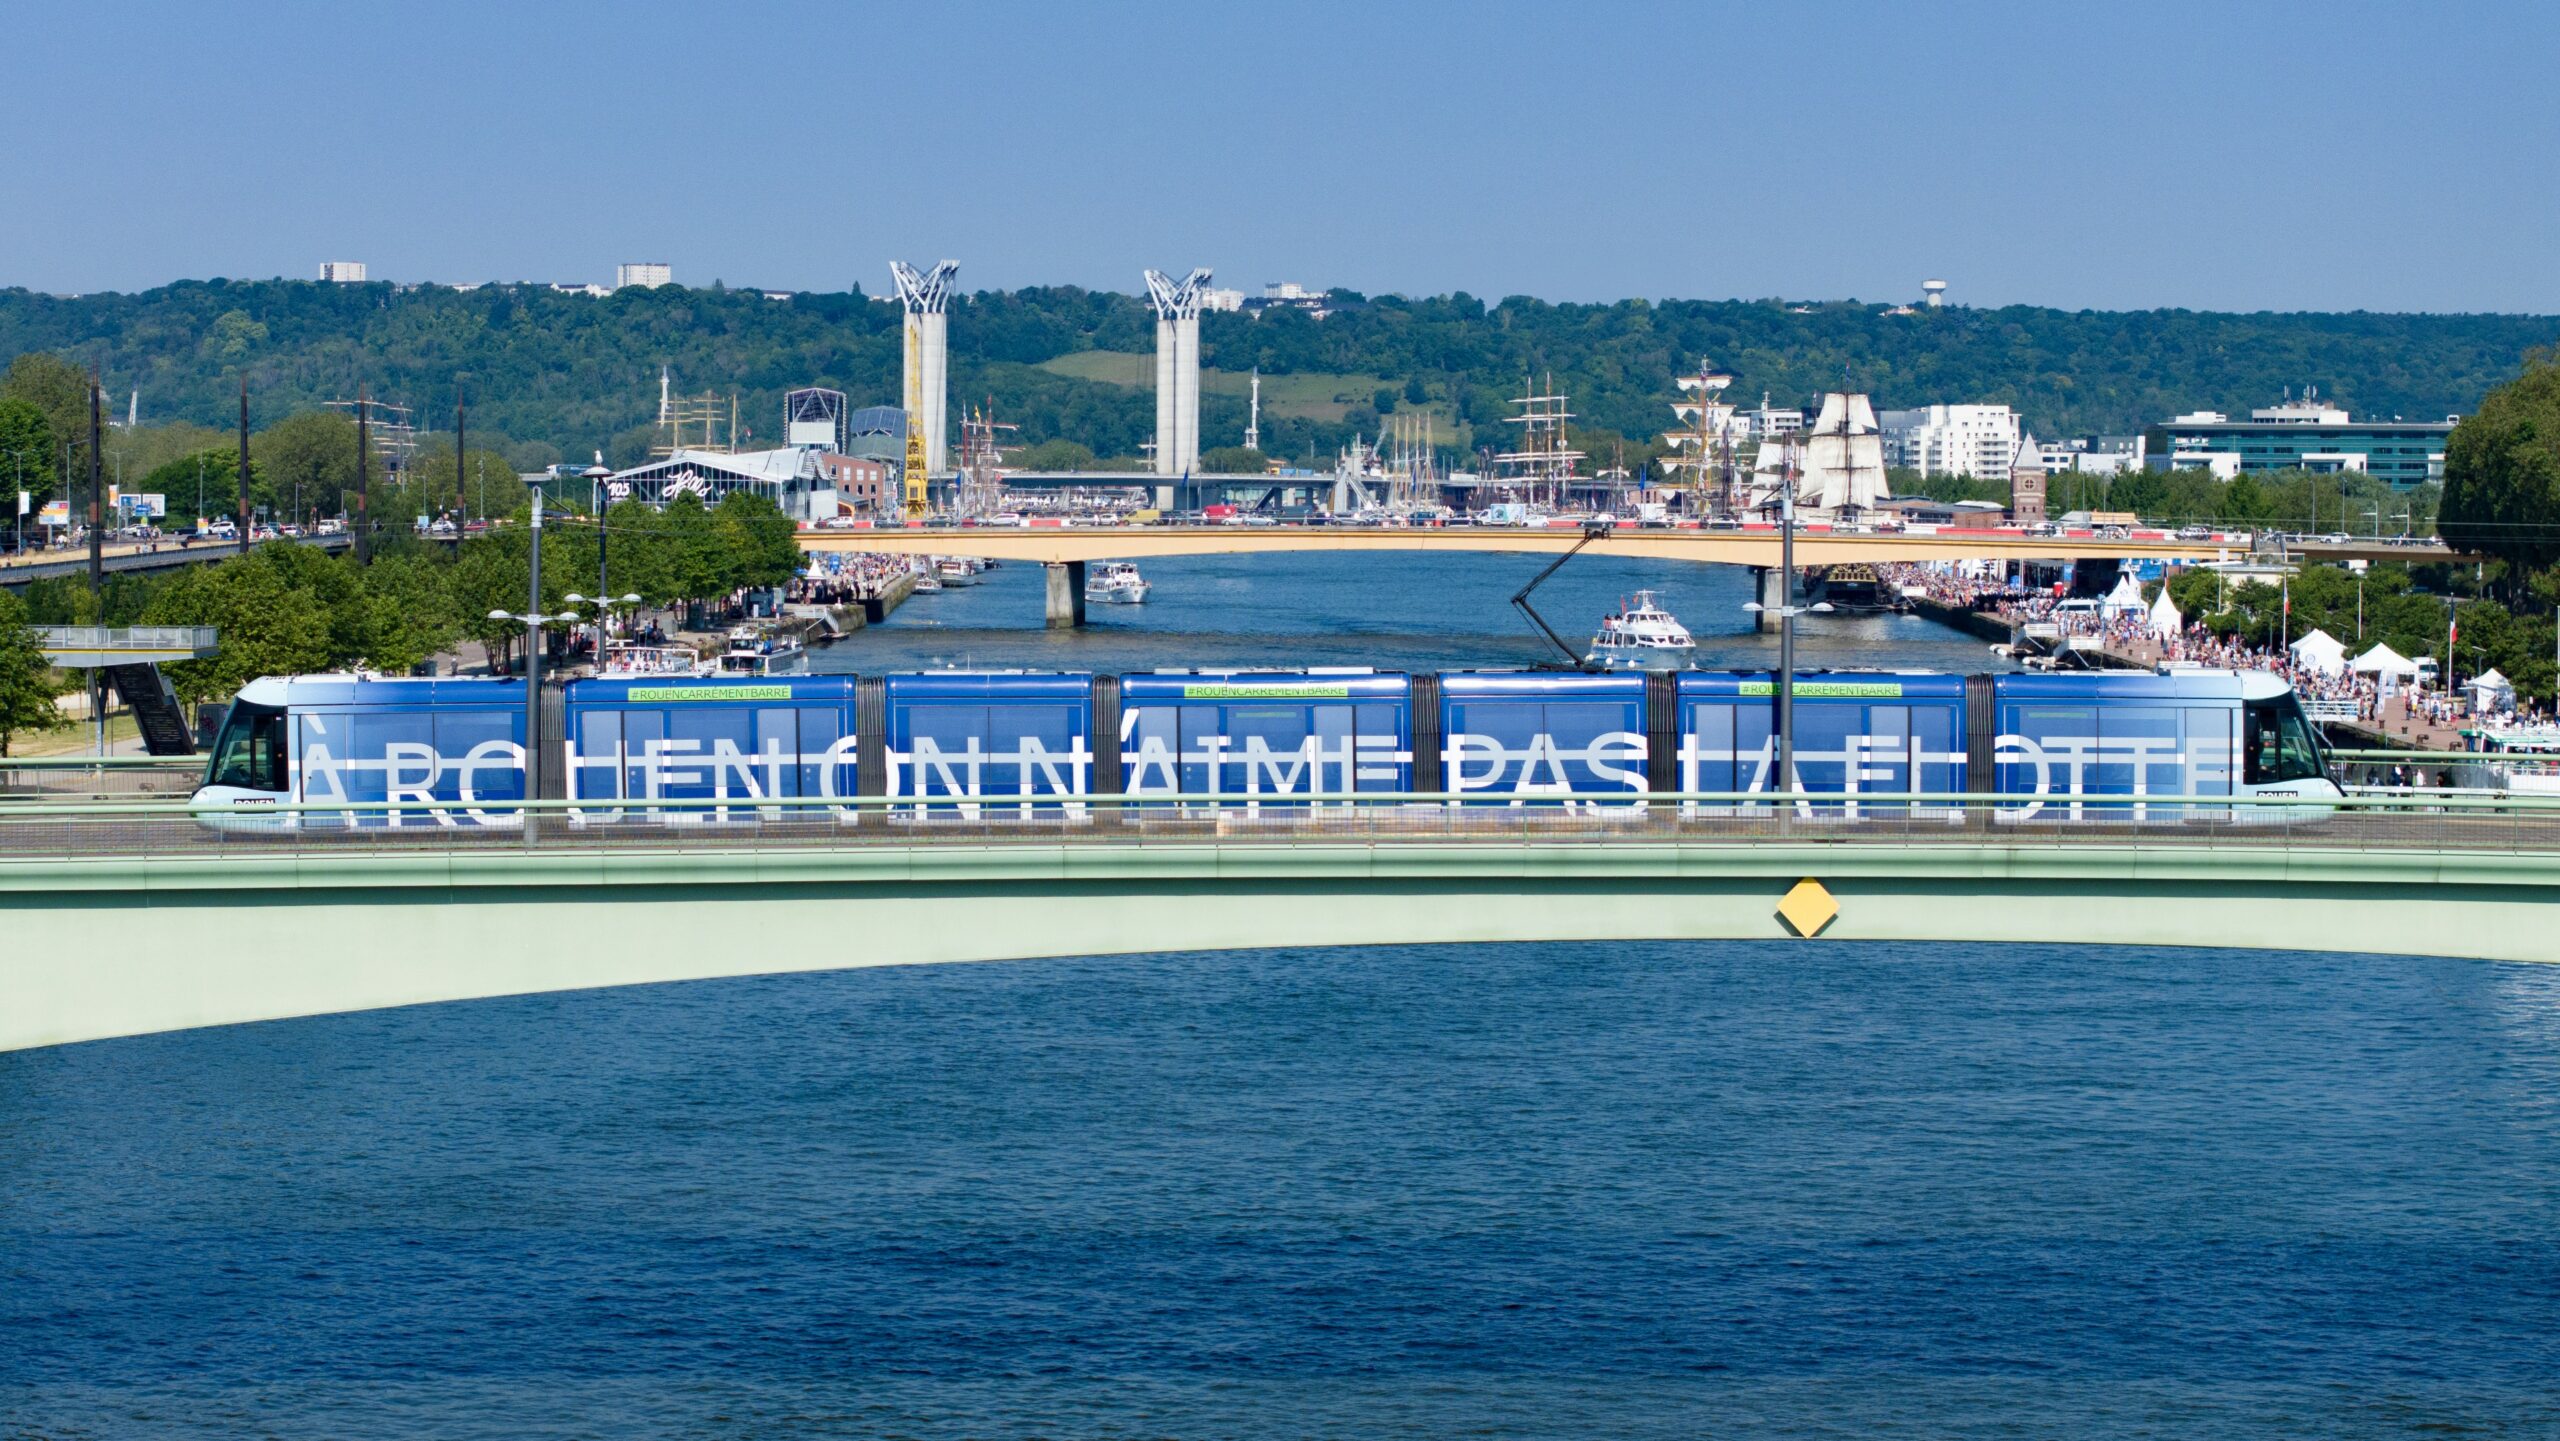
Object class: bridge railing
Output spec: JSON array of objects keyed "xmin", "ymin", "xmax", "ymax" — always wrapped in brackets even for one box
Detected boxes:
[
  {"xmin": 0, "ymin": 755, "xmax": 205, "ymax": 802},
  {"xmin": 3, "ymin": 789, "xmax": 2559, "ymax": 863}
]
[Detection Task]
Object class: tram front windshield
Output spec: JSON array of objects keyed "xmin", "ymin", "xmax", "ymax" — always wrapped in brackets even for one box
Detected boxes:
[
  {"xmin": 203, "ymin": 700, "xmax": 287, "ymax": 793},
  {"xmin": 2243, "ymin": 693, "xmax": 2327, "ymax": 786}
]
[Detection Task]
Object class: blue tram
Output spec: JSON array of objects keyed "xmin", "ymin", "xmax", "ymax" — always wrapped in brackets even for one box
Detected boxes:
[{"xmin": 193, "ymin": 666, "xmax": 2339, "ymax": 827}]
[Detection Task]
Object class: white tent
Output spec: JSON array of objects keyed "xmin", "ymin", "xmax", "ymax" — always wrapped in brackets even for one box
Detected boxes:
[
  {"xmin": 2148, "ymin": 588, "xmax": 2182, "ymax": 640},
  {"xmin": 2099, "ymin": 571, "xmax": 2146, "ymax": 617},
  {"xmin": 2349, "ymin": 643, "xmax": 2421, "ymax": 679},
  {"xmin": 2466, "ymin": 668, "xmax": 2516, "ymax": 713},
  {"xmin": 2288, "ymin": 627, "xmax": 2348, "ymax": 676}
]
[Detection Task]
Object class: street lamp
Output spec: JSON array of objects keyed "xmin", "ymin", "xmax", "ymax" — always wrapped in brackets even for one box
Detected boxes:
[
  {"xmin": 3, "ymin": 450, "xmax": 28, "ymax": 553},
  {"xmin": 1742, "ymin": 440, "xmax": 1834, "ymax": 797},
  {"xmin": 564, "ymin": 591, "xmax": 643, "ymax": 670}
]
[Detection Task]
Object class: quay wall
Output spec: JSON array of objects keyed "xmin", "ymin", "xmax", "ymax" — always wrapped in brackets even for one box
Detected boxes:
[{"xmin": 1908, "ymin": 596, "xmax": 2010, "ymax": 644}]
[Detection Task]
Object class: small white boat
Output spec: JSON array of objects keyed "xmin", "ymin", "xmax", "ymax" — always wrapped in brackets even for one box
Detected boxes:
[
  {"xmin": 933, "ymin": 556, "xmax": 981, "ymax": 587},
  {"xmin": 1085, "ymin": 561, "xmax": 1151, "ymax": 604},
  {"xmin": 715, "ymin": 625, "xmax": 808, "ymax": 677},
  {"xmin": 598, "ymin": 640, "xmax": 707, "ymax": 679},
  {"xmin": 1587, "ymin": 590, "xmax": 1695, "ymax": 670}
]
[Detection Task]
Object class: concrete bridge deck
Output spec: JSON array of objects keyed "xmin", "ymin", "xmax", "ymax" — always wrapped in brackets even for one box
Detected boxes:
[
  {"xmin": 802, "ymin": 524, "xmax": 2257, "ymax": 567},
  {"xmin": 0, "ymin": 532, "xmax": 353, "ymax": 585},
  {"xmin": 3, "ymin": 792, "xmax": 2555, "ymax": 1053}
]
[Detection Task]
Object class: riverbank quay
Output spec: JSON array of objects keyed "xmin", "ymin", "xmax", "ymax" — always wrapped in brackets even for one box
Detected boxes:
[{"xmin": 1906, "ymin": 595, "xmax": 2010, "ymax": 644}]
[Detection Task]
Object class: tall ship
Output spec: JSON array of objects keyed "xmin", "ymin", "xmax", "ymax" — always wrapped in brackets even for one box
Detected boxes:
[
  {"xmin": 1746, "ymin": 391, "xmax": 1890, "ymax": 521},
  {"xmin": 1476, "ymin": 378, "xmax": 1585, "ymax": 517},
  {"xmin": 1658, "ymin": 359, "xmax": 1744, "ymax": 520}
]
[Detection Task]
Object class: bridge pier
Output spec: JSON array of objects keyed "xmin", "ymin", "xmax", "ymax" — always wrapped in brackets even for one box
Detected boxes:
[
  {"xmin": 1751, "ymin": 565, "xmax": 1788, "ymax": 633},
  {"xmin": 1045, "ymin": 560, "xmax": 1086, "ymax": 628}
]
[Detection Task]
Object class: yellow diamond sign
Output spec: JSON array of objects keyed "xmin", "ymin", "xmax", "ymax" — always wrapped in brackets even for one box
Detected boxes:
[{"xmin": 1776, "ymin": 878, "xmax": 1838, "ymax": 938}]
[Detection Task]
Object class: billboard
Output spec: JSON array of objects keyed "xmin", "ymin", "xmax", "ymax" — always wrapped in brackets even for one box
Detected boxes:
[{"xmin": 118, "ymin": 492, "xmax": 167, "ymax": 519}]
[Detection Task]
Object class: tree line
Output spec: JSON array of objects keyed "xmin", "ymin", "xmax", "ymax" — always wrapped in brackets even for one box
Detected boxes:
[
  {"xmin": 0, "ymin": 488, "xmax": 805, "ymax": 750},
  {"xmin": 3, "ymin": 279, "xmax": 2548, "ymax": 483}
]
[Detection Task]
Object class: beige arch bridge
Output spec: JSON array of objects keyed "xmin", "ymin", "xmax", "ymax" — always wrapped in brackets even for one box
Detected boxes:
[{"xmin": 3, "ymin": 797, "xmax": 2553, "ymax": 1053}]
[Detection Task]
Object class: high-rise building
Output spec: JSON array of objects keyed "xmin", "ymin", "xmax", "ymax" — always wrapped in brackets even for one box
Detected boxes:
[
  {"xmin": 1879, "ymin": 404, "xmax": 2022, "ymax": 479},
  {"xmin": 615, "ymin": 262, "xmax": 673, "ymax": 290},
  {"xmin": 318, "ymin": 261, "xmax": 367, "ymax": 283}
]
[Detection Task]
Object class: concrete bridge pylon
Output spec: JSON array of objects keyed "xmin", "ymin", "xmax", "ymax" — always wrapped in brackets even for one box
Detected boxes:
[
  {"xmin": 1144, "ymin": 268, "xmax": 1212, "ymax": 477},
  {"xmin": 890, "ymin": 259, "xmax": 958, "ymax": 475}
]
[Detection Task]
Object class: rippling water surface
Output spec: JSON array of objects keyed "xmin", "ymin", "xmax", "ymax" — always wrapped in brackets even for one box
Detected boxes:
[{"xmin": 5, "ymin": 555, "xmax": 2555, "ymax": 1438}]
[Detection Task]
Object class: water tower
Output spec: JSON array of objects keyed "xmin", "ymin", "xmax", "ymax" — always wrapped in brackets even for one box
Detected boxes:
[{"xmin": 1922, "ymin": 279, "xmax": 1948, "ymax": 308}]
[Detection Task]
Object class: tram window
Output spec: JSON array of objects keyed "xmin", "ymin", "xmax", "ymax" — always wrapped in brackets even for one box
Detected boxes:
[
  {"xmin": 2244, "ymin": 698, "xmax": 2328, "ymax": 785},
  {"xmin": 207, "ymin": 702, "xmax": 287, "ymax": 793}
]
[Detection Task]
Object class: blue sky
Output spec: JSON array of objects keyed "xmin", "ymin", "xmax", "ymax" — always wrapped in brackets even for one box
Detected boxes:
[{"xmin": 8, "ymin": 0, "xmax": 2554, "ymax": 311}]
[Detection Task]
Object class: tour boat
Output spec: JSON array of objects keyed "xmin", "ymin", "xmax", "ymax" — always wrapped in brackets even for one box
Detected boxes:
[
  {"xmin": 714, "ymin": 625, "xmax": 809, "ymax": 677},
  {"xmin": 598, "ymin": 640, "xmax": 707, "ymax": 679},
  {"xmin": 933, "ymin": 556, "xmax": 981, "ymax": 587},
  {"xmin": 1085, "ymin": 561, "xmax": 1151, "ymax": 604},
  {"xmin": 1587, "ymin": 590, "xmax": 1695, "ymax": 669}
]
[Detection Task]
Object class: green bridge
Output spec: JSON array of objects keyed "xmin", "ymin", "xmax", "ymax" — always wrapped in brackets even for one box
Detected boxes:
[{"xmin": 2, "ymin": 779, "xmax": 2555, "ymax": 1054}]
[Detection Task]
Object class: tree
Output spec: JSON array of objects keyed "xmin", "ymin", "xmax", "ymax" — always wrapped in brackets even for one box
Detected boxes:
[
  {"xmin": 142, "ymin": 555, "xmax": 334, "ymax": 705},
  {"xmin": 1402, "ymin": 376, "xmax": 1428, "ymax": 406},
  {"xmin": 2443, "ymin": 351, "xmax": 2560, "ymax": 577},
  {"xmin": 252, "ymin": 410, "xmax": 360, "ymax": 524},
  {"xmin": 357, "ymin": 552, "xmax": 460, "ymax": 674},
  {"xmin": 715, "ymin": 490, "xmax": 804, "ymax": 590},
  {"xmin": 1373, "ymin": 387, "xmax": 1398, "ymax": 415},
  {"xmin": 140, "ymin": 447, "xmax": 250, "ymax": 530},
  {"xmin": 0, "ymin": 590, "xmax": 67, "ymax": 755},
  {"xmin": 1, "ymin": 353, "xmax": 93, "ymax": 460},
  {"xmin": 1200, "ymin": 446, "xmax": 1268, "ymax": 475},
  {"xmin": 0, "ymin": 397, "xmax": 57, "ymax": 508},
  {"xmin": 1015, "ymin": 438, "xmax": 1096, "ymax": 471}
]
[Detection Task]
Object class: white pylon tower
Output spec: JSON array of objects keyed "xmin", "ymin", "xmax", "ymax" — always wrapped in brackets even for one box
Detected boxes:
[
  {"xmin": 889, "ymin": 259, "xmax": 958, "ymax": 475},
  {"xmin": 1144, "ymin": 267, "xmax": 1212, "ymax": 475}
]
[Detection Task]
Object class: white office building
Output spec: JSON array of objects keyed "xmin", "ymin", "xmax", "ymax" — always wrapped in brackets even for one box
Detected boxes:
[
  {"xmin": 318, "ymin": 261, "xmax": 367, "ymax": 283},
  {"xmin": 615, "ymin": 262, "xmax": 673, "ymax": 290},
  {"xmin": 1879, "ymin": 404, "xmax": 2022, "ymax": 479}
]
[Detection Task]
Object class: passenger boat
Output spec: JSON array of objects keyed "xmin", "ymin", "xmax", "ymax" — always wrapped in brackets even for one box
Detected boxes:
[
  {"xmin": 714, "ymin": 625, "xmax": 809, "ymax": 677},
  {"xmin": 933, "ymin": 556, "xmax": 981, "ymax": 587},
  {"xmin": 1085, "ymin": 561, "xmax": 1151, "ymax": 604},
  {"xmin": 1587, "ymin": 590, "xmax": 1695, "ymax": 669},
  {"xmin": 597, "ymin": 640, "xmax": 707, "ymax": 678},
  {"xmin": 2461, "ymin": 727, "xmax": 2560, "ymax": 795}
]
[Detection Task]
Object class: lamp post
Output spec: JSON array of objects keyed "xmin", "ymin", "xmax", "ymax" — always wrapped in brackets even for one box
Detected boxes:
[
  {"xmin": 1740, "ymin": 441, "xmax": 1834, "ymax": 797},
  {"xmin": 4, "ymin": 450, "xmax": 26, "ymax": 553},
  {"xmin": 564, "ymin": 592, "xmax": 642, "ymax": 672},
  {"xmin": 488, "ymin": 472, "xmax": 559, "ymax": 825}
]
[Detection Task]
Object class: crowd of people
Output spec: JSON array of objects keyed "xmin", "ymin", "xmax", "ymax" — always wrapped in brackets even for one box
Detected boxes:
[
  {"xmin": 789, "ymin": 552, "xmax": 916, "ymax": 606},
  {"xmin": 1875, "ymin": 560, "xmax": 2529, "ymax": 740}
]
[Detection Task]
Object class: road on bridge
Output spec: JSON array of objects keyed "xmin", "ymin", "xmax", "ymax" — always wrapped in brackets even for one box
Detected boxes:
[{"xmin": 800, "ymin": 523, "xmax": 2460, "ymax": 568}]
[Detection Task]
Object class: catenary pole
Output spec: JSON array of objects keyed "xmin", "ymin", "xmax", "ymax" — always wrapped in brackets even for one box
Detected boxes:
[
  {"xmin": 355, "ymin": 386, "xmax": 371, "ymax": 565},
  {"xmin": 237, "ymin": 377, "xmax": 252, "ymax": 554}
]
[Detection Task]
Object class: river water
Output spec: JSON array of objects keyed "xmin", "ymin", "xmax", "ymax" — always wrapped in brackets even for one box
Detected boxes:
[{"xmin": 5, "ymin": 555, "xmax": 2557, "ymax": 1439}]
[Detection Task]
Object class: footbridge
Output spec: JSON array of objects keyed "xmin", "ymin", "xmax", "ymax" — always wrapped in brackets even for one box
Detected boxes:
[{"xmin": 3, "ymin": 789, "xmax": 2555, "ymax": 1054}]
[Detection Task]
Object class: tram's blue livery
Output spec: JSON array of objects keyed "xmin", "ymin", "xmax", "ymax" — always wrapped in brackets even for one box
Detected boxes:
[
  {"xmin": 194, "ymin": 664, "xmax": 2338, "ymax": 828},
  {"xmin": 1116, "ymin": 671, "xmax": 1412, "ymax": 802}
]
